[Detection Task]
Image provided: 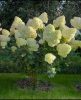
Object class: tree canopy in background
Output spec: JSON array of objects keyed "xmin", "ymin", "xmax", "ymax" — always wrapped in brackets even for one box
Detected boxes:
[{"xmin": 0, "ymin": 0, "xmax": 81, "ymax": 29}]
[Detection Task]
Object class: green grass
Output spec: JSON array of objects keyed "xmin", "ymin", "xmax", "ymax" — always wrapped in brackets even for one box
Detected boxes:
[{"xmin": 0, "ymin": 73, "xmax": 81, "ymax": 99}]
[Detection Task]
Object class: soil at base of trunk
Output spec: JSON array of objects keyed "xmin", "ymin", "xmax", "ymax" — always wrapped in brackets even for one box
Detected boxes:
[{"xmin": 16, "ymin": 78, "xmax": 53, "ymax": 91}]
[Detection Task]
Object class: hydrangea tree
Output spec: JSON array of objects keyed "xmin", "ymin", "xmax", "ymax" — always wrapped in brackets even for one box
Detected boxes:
[{"xmin": 0, "ymin": 12, "xmax": 81, "ymax": 87}]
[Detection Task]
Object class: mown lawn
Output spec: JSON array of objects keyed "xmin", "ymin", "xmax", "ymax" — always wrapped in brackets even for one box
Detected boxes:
[{"xmin": 0, "ymin": 73, "xmax": 81, "ymax": 99}]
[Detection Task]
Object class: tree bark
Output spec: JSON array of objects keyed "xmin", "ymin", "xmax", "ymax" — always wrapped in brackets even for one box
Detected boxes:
[{"xmin": 28, "ymin": 70, "xmax": 37, "ymax": 90}]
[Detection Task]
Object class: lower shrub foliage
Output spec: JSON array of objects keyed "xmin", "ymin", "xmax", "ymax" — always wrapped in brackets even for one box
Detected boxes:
[{"xmin": 0, "ymin": 52, "xmax": 81, "ymax": 74}]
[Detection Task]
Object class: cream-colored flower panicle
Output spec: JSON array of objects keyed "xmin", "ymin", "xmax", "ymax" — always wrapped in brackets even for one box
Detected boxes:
[
  {"xmin": 53, "ymin": 15, "xmax": 66, "ymax": 28},
  {"xmin": 0, "ymin": 30, "xmax": 10, "ymax": 48},
  {"xmin": 62, "ymin": 28, "xmax": 77, "ymax": 42},
  {"xmin": 26, "ymin": 38, "xmax": 39, "ymax": 51},
  {"xmin": 15, "ymin": 30, "xmax": 23, "ymax": 39},
  {"xmin": 10, "ymin": 16, "xmax": 25, "ymax": 35},
  {"xmin": 45, "ymin": 53, "xmax": 56, "ymax": 64},
  {"xmin": 16, "ymin": 38, "xmax": 27, "ymax": 47},
  {"xmin": 39, "ymin": 39, "xmax": 44, "ymax": 44},
  {"xmin": 47, "ymin": 67, "xmax": 56, "ymax": 78},
  {"xmin": 11, "ymin": 46, "xmax": 17, "ymax": 52},
  {"xmin": 0, "ymin": 35, "xmax": 10, "ymax": 48},
  {"xmin": 70, "ymin": 39, "xmax": 81, "ymax": 51},
  {"xmin": 0, "ymin": 35, "xmax": 10, "ymax": 42},
  {"xmin": 43, "ymin": 24, "xmax": 55, "ymax": 34},
  {"xmin": 0, "ymin": 42, "xmax": 7, "ymax": 49},
  {"xmin": 25, "ymin": 26, "xmax": 37, "ymax": 39},
  {"xmin": 57, "ymin": 43, "xmax": 72, "ymax": 58},
  {"xmin": 43, "ymin": 24, "xmax": 62, "ymax": 47},
  {"xmin": 70, "ymin": 17, "xmax": 81, "ymax": 29},
  {"xmin": 39, "ymin": 12, "xmax": 48, "ymax": 23},
  {"xmin": 26, "ymin": 17, "xmax": 44, "ymax": 30},
  {"xmin": 15, "ymin": 26, "xmax": 37, "ymax": 39},
  {"xmin": 2, "ymin": 29, "xmax": 10, "ymax": 36},
  {"xmin": 43, "ymin": 24, "xmax": 54, "ymax": 43},
  {"xmin": 60, "ymin": 25, "xmax": 69, "ymax": 31},
  {"xmin": 48, "ymin": 39, "xmax": 60, "ymax": 47}
]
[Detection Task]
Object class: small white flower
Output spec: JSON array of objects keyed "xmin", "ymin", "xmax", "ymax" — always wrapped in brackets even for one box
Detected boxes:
[
  {"xmin": 16, "ymin": 38, "xmax": 27, "ymax": 47},
  {"xmin": 47, "ymin": 68, "xmax": 56, "ymax": 78},
  {"xmin": 45, "ymin": 53, "xmax": 56, "ymax": 64},
  {"xmin": 70, "ymin": 17, "xmax": 81, "ymax": 29},
  {"xmin": 39, "ymin": 12, "xmax": 48, "ymax": 23},
  {"xmin": 21, "ymin": 53, "xmax": 26, "ymax": 57},
  {"xmin": 2, "ymin": 29, "xmax": 10, "ymax": 36},
  {"xmin": 57, "ymin": 43, "xmax": 72, "ymax": 57},
  {"xmin": 11, "ymin": 46, "xmax": 17, "ymax": 52}
]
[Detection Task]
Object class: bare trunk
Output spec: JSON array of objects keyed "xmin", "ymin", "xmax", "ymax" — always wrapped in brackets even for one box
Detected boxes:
[{"xmin": 28, "ymin": 70, "xmax": 37, "ymax": 90}]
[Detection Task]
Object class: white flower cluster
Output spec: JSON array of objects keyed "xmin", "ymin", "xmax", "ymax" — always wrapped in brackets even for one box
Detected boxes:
[
  {"xmin": 9, "ymin": 12, "xmax": 48, "ymax": 52},
  {"xmin": 70, "ymin": 17, "xmax": 81, "ymax": 29},
  {"xmin": 44, "ymin": 15, "xmax": 81, "ymax": 64},
  {"xmin": 43, "ymin": 24, "xmax": 62, "ymax": 47},
  {"xmin": 45, "ymin": 53, "xmax": 56, "ymax": 64},
  {"xmin": 0, "ymin": 29, "xmax": 10, "ymax": 48},
  {"xmin": 57, "ymin": 43, "xmax": 71, "ymax": 58}
]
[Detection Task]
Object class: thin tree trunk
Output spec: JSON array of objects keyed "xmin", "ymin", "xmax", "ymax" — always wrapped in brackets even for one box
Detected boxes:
[{"xmin": 29, "ymin": 70, "xmax": 37, "ymax": 90}]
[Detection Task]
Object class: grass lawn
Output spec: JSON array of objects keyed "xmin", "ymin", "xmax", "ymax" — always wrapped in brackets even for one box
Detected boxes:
[{"xmin": 0, "ymin": 73, "xmax": 81, "ymax": 99}]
